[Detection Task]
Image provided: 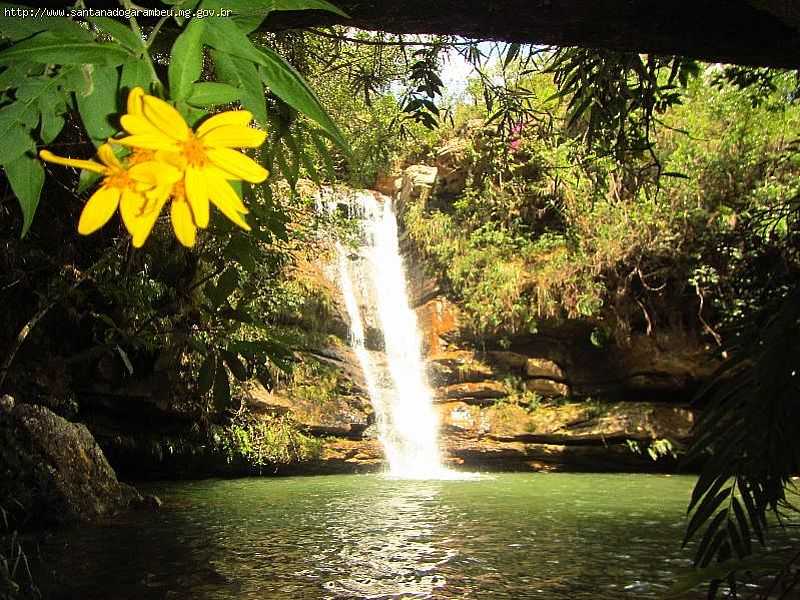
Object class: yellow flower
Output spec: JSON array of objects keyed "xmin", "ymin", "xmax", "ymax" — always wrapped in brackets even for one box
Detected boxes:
[
  {"xmin": 39, "ymin": 144, "xmax": 179, "ymax": 242},
  {"xmin": 116, "ymin": 87, "xmax": 267, "ymax": 234}
]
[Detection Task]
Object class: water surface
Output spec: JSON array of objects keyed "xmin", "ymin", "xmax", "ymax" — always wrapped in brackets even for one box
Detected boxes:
[{"xmin": 39, "ymin": 473, "xmax": 701, "ymax": 599}]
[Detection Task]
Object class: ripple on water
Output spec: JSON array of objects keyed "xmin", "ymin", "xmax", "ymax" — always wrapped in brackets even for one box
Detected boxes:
[{"xmin": 32, "ymin": 473, "xmax": 731, "ymax": 600}]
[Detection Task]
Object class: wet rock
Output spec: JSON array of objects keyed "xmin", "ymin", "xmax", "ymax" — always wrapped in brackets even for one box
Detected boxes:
[
  {"xmin": 524, "ymin": 378, "xmax": 570, "ymax": 398},
  {"xmin": 482, "ymin": 351, "xmax": 529, "ymax": 371},
  {"xmin": 524, "ymin": 358, "xmax": 564, "ymax": 380},
  {"xmin": 131, "ymin": 494, "xmax": 162, "ymax": 511},
  {"xmin": 434, "ymin": 138, "xmax": 470, "ymax": 196},
  {"xmin": 436, "ymin": 381, "xmax": 508, "ymax": 403},
  {"xmin": 397, "ymin": 165, "xmax": 438, "ymax": 213},
  {"xmin": 0, "ymin": 402, "xmax": 140, "ymax": 526},
  {"xmin": 0, "ymin": 394, "xmax": 13, "ymax": 412},
  {"xmin": 415, "ymin": 296, "xmax": 461, "ymax": 355},
  {"xmin": 426, "ymin": 351, "xmax": 495, "ymax": 386},
  {"xmin": 373, "ymin": 170, "xmax": 403, "ymax": 197},
  {"xmin": 314, "ymin": 438, "xmax": 384, "ymax": 473}
]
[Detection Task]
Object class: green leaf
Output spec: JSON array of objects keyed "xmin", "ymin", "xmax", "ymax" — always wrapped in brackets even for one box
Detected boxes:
[
  {"xmin": 0, "ymin": 64, "xmax": 31, "ymax": 91},
  {"xmin": 0, "ymin": 121, "xmax": 34, "ymax": 164},
  {"xmin": 169, "ymin": 19, "xmax": 206, "ymax": 101},
  {"xmin": 210, "ymin": 49, "xmax": 266, "ymax": 125},
  {"xmin": 198, "ymin": 354, "xmax": 216, "ymax": 394},
  {"xmin": 503, "ymin": 43, "xmax": 521, "ymax": 69},
  {"xmin": 78, "ymin": 169, "xmax": 103, "ymax": 194},
  {"xmin": 0, "ymin": 32, "xmax": 130, "ymax": 65},
  {"xmin": 89, "ymin": 17, "xmax": 144, "ymax": 51},
  {"xmin": 201, "ymin": 0, "xmax": 348, "ymax": 34},
  {"xmin": 203, "ymin": 17, "xmax": 347, "ymax": 150},
  {"xmin": 187, "ymin": 82, "xmax": 241, "ymax": 106},
  {"xmin": 310, "ymin": 128, "xmax": 337, "ymax": 180},
  {"xmin": 224, "ymin": 235, "xmax": 257, "ymax": 272},
  {"xmin": 75, "ymin": 65, "xmax": 121, "ymax": 146},
  {"xmin": 4, "ymin": 152, "xmax": 44, "ymax": 237},
  {"xmin": 120, "ymin": 59, "xmax": 154, "ymax": 94},
  {"xmin": 216, "ymin": 267, "xmax": 240, "ymax": 302},
  {"xmin": 256, "ymin": 46, "xmax": 348, "ymax": 152},
  {"xmin": 269, "ymin": 0, "xmax": 347, "ymax": 16},
  {"xmin": 685, "ymin": 486, "xmax": 732, "ymax": 546},
  {"xmin": 222, "ymin": 350, "xmax": 248, "ymax": 381},
  {"xmin": 39, "ymin": 94, "xmax": 66, "ymax": 143}
]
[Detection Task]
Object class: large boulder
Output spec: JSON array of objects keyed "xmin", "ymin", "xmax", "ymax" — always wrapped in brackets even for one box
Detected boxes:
[{"xmin": 0, "ymin": 399, "xmax": 140, "ymax": 526}]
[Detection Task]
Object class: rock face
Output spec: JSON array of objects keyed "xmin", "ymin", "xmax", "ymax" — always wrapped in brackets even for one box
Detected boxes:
[{"xmin": 0, "ymin": 400, "xmax": 140, "ymax": 526}]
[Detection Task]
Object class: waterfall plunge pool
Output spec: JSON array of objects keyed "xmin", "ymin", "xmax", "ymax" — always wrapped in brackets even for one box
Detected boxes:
[{"xmin": 35, "ymin": 473, "xmax": 711, "ymax": 599}]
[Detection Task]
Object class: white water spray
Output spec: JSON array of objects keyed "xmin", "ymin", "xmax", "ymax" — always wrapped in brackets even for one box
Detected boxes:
[{"xmin": 324, "ymin": 189, "xmax": 449, "ymax": 478}]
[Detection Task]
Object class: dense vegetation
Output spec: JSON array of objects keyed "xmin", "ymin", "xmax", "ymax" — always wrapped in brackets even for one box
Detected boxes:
[{"xmin": 0, "ymin": 2, "xmax": 798, "ymax": 598}]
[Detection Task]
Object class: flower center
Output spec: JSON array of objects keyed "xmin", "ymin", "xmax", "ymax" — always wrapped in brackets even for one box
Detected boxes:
[
  {"xmin": 128, "ymin": 149, "xmax": 156, "ymax": 166},
  {"xmin": 106, "ymin": 168, "xmax": 133, "ymax": 190},
  {"xmin": 182, "ymin": 135, "xmax": 206, "ymax": 167}
]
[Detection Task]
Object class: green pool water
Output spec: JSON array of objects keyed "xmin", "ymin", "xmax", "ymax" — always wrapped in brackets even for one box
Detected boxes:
[{"xmin": 38, "ymin": 472, "xmax": 704, "ymax": 599}]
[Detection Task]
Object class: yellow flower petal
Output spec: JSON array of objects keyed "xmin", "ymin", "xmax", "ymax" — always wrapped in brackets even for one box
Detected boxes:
[
  {"xmin": 78, "ymin": 185, "xmax": 121, "ymax": 235},
  {"xmin": 127, "ymin": 87, "xmax": 144, "ymax": 116},
  {"xmin": 128, "ymin": 161, "xmax": 182, "ymax": 188},
  {"xmin": 185, "ymin": 167, "xmax": 210, "ymax": 228},
  {"xmin": 132, "ymin": 195, "xmax": 169, "ymax": 248},
  {"xmin": 196, "ymin": 111, "xmax": 254, "ymax": 137},
  {"xmin": 171, "ymin": 199, "xmax": 197, "ymax": 247},
  {"xmin": 39, "ymin": 150, "xmax": 106, "ymax": 174},
  {"xmin": 205, "ymin": 169, "xmax": 248, "ymax": 213},
  {"xmin": 142, "ymin": 95, "xmax": 190, "ymax": 141},
  {"xmin": 119, "ymin": 188, "xmax": 148, "ymax": 236},
  {"xmin": 206, "ymin": 148, "xmax": 268, "ymax": 183},
  {"xmin": 200, "ymin": 125, "xmax": 266, "ymax": 148},
  {"xmin": 97, "ymin": 144, "xmax": 122, "ymax": 170},
  {"xmin": 115, "ymin": 135, "xmax": 182, "ymax": 152},
  {"xmin": 206, "ymin": 174, "xmax": 251, "ymax": 231},
  {"xmin": 120, "ymin": 114, "xmax": 165, "ymax": 137},
  {"xmin": 153, "ymin": 150, "xmax": 188, "ymax": 171}
]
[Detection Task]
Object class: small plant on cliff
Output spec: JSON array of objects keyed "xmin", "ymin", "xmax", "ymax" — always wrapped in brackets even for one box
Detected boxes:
[{"xmin": 216, "ymin": 414, "xmax": 322, "ymax": 470}]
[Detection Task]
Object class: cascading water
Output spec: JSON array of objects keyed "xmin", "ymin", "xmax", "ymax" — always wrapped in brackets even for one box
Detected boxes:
[{"xmin": 320, "ymin": 189, "xmax": 449, "ymax": 478}]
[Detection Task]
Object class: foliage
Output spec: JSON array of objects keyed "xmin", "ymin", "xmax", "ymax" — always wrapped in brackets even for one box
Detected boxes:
[
  {"xmin": 400, "ymin": 67, "xmax": 800, "ymax": 343},
  {"xmin": 545, "ymin": 47, "xmax": 699, "ymax": 164},
  {"xmin": 216, "ymin": 413, "xmax": 323, "ymax": 469},
  {"xmin": 0, "ymin": 0, "xmax": 347, "ymax": 241},
  {"xmin": 625, "ymin": 437, "xmax": 677, "ymax": 461},
  {"xmin": 0, "ymin": 0, "xmax": 351, "ymax": 413},
  {"xmin": 679, "ymin": 284, "xmax": 800, "ymax": 597},
  {"xmin": 0, "ymin": 506, "xmax": 38, "ymax": 600}
]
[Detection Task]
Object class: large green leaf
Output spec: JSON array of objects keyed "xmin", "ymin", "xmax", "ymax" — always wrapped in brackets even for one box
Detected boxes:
[
  {"xmin": 222, "ymin": 349, "xmax": 248, "ymax": 381},
  {"xmin": 120, "ymin": 59, "xmax": 154, "ymax": 94},
  {"xmin": 38, "ymin": 93, "xmax": 66, "ymax": 143},
  {"xmin": 0, "ymin": 116, "xmax": 34, "ymax": 164},
  {"xmin": 0, "ymin": 32, "xmax": 130, "ymax": 65},
  {"xmin": 75, "ymin": 65, "xmax": 121, "ymax": 146},
  {"xmin": 187, "ymin": 82, "xmax": 241, "ymax": 106},
  {"xmin": 168, "ymin": 19, "xmax": 206, "ymax": 101},
  {"xmin": 256, "ymin": 46, "xmax": 348, "ymax": 152},
  {"xmin": 89, "ymin": 17, "xmax": 144, "ymax": 52},
  {"xmin": 210, "ymin": 49, "xmax": 266, "ymax": 125},
  {"xmin": 4, "ymin": 152, "xmax": 44, "ymax": 237},
  {"xmin": 203, "ymin": 18, "xmax": 346, "ymax": 150},
  {"xmin": 198, "ymin": 353, "xmax": 216, "ymax": 395}
]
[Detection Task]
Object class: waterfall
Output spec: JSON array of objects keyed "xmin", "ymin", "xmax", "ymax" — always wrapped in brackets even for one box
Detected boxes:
[{"xmin": 322, "ymin": 189, "xmax": 448, "ymax": 478}]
